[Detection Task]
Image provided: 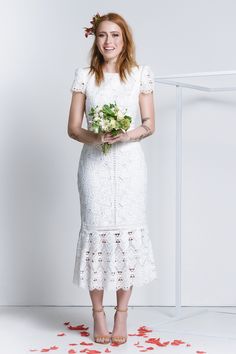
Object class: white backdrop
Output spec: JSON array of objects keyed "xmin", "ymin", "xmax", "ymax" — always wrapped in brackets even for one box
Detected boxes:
[{"xmin": 0, "ymin": 0, "xmax": 236, "ymax": 306}]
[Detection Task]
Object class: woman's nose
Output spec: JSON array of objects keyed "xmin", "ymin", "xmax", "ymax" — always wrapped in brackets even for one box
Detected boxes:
[{"xmin": 105, "ymin": 35, "xmax": 112, "ymax": 44}]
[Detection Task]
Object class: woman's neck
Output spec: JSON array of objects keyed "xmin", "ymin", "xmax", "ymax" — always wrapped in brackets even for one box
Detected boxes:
[{"xmin": 102, "ymin": 60, "xmax": 118, "ymax": 73}]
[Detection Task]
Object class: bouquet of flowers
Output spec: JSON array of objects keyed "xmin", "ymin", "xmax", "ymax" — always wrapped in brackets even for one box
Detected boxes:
[{"xmin": 88, "ymin": 102, "xmax": 132, "ymax": 154}]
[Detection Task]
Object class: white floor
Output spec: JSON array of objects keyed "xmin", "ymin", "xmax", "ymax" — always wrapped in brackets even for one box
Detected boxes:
[{"xmin": 0, "ymin": 306, "xmax": 236, "ymax": 354}]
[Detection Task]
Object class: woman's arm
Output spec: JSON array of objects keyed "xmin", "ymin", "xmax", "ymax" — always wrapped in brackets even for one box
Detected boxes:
[
  {"xmin": 106, "ymin": 91, "xmax": 155, "ymax": 144},
  {"xmin": 67, "ymin": 92, "xmax": 95, "ymax": 144},
  {"xmin": 67, "ymin": 92, "xmax": 102, "ymax": 145},
  {"xmin": 128, "ymin": 91, "xmax": 155, "ymax": 141}
]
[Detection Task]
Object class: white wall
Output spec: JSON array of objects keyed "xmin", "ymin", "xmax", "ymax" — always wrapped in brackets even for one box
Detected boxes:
[{"xmin": 1, "ymin": 0, "xmax": 236, "ymax": 306}]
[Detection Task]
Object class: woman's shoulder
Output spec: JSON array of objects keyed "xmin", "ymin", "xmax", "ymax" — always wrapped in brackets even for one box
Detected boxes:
[
  {"xmin": 130, "ymin": 64, "xmax": 154, "ymax": 79},
  {"xmin": 75, "ymin": 66, "xmax": 91, "ymax": 76},
  {"xmin": 70, "ymin": 66, "xmax": 91, "ymax": 94},
  {"xmin": 138, "ymin": 64, "xmax": 154, "ymax": 73},
  {"xmin": 138, "ymin": 65, "xmax": 155, "ymax": 94}
]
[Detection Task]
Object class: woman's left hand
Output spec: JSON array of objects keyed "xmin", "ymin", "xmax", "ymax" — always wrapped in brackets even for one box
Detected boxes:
[{"xmin": 105, "ymin": 131, "xmax": 130, "ymax": 144}]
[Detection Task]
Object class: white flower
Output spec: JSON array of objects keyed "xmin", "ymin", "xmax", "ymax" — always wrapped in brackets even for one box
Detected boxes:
[
  {"xmin": 117, "ymin": 110, "xmax": 124, "ymax": 121},
  {"xmin": 94, "ymin": 112, "xmax": 100, "ymax": 120},
  {"xmin": 93, "ymin": 115, "xmax": 100, "ymax": 122},
  {"xmin": 109, "ymin": 119, "xmax": 116, "ymax": 129}
]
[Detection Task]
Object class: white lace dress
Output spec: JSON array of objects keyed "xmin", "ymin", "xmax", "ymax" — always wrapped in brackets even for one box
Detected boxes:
[{"xmin": 70, "ymin": 65, "xmax": 158, "ymax": 291}]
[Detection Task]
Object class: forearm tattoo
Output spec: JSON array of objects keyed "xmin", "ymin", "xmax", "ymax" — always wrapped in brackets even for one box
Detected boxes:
[{"xmin": 129, "ymin": 117, "xmax": 153, "ymax": 142}]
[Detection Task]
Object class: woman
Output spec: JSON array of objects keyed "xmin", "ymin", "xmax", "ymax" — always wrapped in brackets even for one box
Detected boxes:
[{"xmin": 67, "ymin": 12, "xmax": 157, "ymax": 345}]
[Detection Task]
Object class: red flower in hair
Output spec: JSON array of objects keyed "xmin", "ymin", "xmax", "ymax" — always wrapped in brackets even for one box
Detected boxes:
[{"xmin": 83, "ymin": 12, "xmax": 101, "ymax": 37}]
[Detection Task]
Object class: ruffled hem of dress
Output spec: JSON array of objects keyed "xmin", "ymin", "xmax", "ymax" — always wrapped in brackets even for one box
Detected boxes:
[
  {"xmin": 72, "ymin": 224, "xmax": 158, "ymax": 291},
  {"xmin": 72, "ymin": 270, "xmax": 158, "ymax": 291}
]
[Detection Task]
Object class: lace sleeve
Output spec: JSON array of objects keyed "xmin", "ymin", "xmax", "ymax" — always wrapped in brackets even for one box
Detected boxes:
[
  {"xmin": 70, "ymin": 67, "xmax": 87, "ymax": 94},
  {"xmin": 140, "ymin": 65, "xmax": 155, "ymax": 94}
]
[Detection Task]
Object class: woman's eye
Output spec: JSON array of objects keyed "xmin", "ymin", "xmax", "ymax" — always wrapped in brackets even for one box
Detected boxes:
[{"xmin": 97, "ymin": 33, "xmax": 119, "ymax": 38}]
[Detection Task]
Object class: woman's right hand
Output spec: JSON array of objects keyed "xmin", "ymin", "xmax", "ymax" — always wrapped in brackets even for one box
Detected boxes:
[{"xmin": 94, "ymin": 132, "xmax": 113, "ymax": 145}]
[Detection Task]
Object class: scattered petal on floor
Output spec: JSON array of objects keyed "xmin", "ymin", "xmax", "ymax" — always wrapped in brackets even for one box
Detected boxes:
[
  {"xmin": 104, "ymin": 349, "xmax": 111, "ymax": 353},
  {"xmin": 57, "ymin": 332, "xmax": 66, "ymax": 336},
  {"xmin": 145, "ymin": 338, "xmax": 170, "ymax": 346},
  {"xmin": 69, "ymin": 343, "xmax": 78, "ymax": 346},
  {"xmin": 137, "ymin": 326, "xmax": 153, "ymax": 334},
  {"xmin": 171, "ymin": 339, "xmax": 186, "ymax": 345},
  {"xmin": 79, "ymin": 342, "xmax": 93, "ymax": 346},
  {"xmin": 68, "ymin": 325, "xmax": 89, "ymax": 331},
  {"xmin": 64, "ymin": 322, "xmax": 70, "ymax": 326},
  {"xmin": 196, "ymin": 351, "xmax": 207, "ymax": 354},
  {"xmin": 79, "ymin": 350, "xmax": 101, "ymax": 354},
  {"xmin": 110, "ymin": 342, "xmax": 122, "ymax": 346},
  {"xmin": 80, "ymin": 331, "xmax": 90, "ymax": 337},
  {"xmin": 68, "ymin": 350, "xmax": 77, "ymax": 354},
  {"xmin": 50, "ymin": 346, "xmax": 59, "ymax": 350},
  {"xmin": 129, "ymin": 325, "xmax": 153, "ymax": 337}
]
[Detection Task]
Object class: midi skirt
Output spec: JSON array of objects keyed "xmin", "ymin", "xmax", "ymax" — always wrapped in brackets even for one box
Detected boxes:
[{"xmin": 73, "ymin": 140, "xmax": 157, "ymax": 291}]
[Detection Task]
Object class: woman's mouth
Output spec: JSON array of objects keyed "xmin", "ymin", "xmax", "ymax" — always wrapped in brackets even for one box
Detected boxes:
[{"xmin": 104, "ymin": 47, "xmax": 115, "ymax": 51}]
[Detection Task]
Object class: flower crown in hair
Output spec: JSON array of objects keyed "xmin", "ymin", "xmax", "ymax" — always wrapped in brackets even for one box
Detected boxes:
[{"xmin": 83, "ymin": 13, "xmax": 102, "ymax": 37}]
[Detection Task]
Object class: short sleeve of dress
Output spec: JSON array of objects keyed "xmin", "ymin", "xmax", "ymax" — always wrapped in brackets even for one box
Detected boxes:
[
  {"xmin": 140, "ymin": 65, "xmax": 155, "ymax": 94},
  {"xmin": 70, "ymin": 67, "xmax": 87, "ymax": 94}
]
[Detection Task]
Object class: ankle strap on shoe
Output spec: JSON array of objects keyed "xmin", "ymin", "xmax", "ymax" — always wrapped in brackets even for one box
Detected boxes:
[{"xmin": 114, "ymin": 306, "xmax": 128, "ymax": 312}]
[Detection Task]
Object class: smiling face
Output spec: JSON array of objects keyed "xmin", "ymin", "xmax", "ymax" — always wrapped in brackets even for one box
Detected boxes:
[{"xmin": 96, "ymin": 20, "xmax": 124, "ymax": 63}]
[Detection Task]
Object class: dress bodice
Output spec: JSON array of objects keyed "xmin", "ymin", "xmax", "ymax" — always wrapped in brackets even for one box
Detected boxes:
[{"xmin": 70, "ymin": 65, "xmax": 155, "ymax": 131}]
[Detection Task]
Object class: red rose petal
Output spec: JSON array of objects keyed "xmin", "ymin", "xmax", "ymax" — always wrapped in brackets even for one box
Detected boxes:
[
  {"xmin": 137, "ymin": 326, "xmax": 153, "ymax": 333},
  {"xmin": 41, "ymin": 349, "xmax": 50, "ymax": 353},
  {"xmin": 80, "ymin": 350, "xmax": 101, "ymax": 354},
  {"xmin": 68, "ymin": 350, "xmax": 77, "ymax": 354},
  {"xmin": 50, "ymin": 346, "xmax": 59, "ymax": 350},
  {"xmin": 29, "ymin": 350, "xmax": 38, "ymax": 352},
  {"xmin": 68, "ymin": 325, "xmax": 89, "ymax": 331},
  {"xmin": 57, "ymin": 332, "xmax": 66, "ymax": 336},
  {"xmin": 171, "ymin": 339, "xmax": 186, "ymax": 345},
  {"xmin": 111, "ymin": 342, "xmax": 121, "ymax": 346},
  {"xmin": 80, "ymin": 342, "xmax": 93, "ymax": 346},
  {"xmin": 80, "ymin": 331, "xmax": 90, "ymax": 337},
  {"xmin": 145, "ymin": 338, "xmax": 170, "ymax": 347},
  {"xmin": 146, "ymin": 348, "xmax": 154, "ymax": 351},
  {"xmin": 69, "ymin": 344, "xmax": 78, "ymax": 346},
  {"xmin": 196, "ymin": 351, "xmax": 207, "ymax": 354},
  {"xmin": 64, "ymin": 321, "xmax": 70, "ymax": 325},
  {"xmin": 105, "ymin": 349, "xmax": 111, "ymax": 353}
]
